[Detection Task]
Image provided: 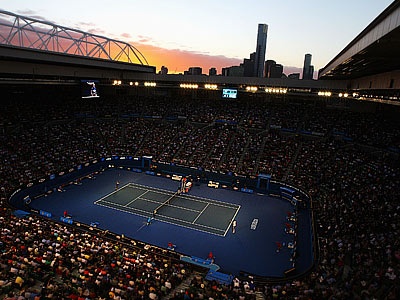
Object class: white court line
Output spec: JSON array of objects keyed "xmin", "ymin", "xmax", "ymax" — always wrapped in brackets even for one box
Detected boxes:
[
  {"xmin": 224, "ymin": 206, "xmax": 241, "ymax": 236},
  {"xmin": 96, "ymin": 200, "xmax": 149, "ymax": 219},
  {"xmin": 192, "ymin": 203, "xmax": 209, "ymax": 224},
  {"xmin": 125, "ymin": 190, "xmax": 148, "ymax": 207},
  {"xmin": 96, "ymin": 183, "xmax": 240, "ymax": 236},
  {"xmin": 96, "ymin": 198, "xmax": 227, "ymax": 236},
  {"xmin": 128, "ymin": 182, "xmax": 238, "ymax": 209}
]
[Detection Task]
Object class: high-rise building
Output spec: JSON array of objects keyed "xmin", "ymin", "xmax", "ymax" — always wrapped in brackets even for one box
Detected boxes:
[
  {"xmin": 209, "ymin": 67, "xmax": 217, "ymax": 76},
  {"xmin": 302, "ymin": 53, "xmax": 314, "ymax": 80},
  {"xmin": 254, "ymin": 24, "xmax": 268, "ymax": 78},
  {"xmin": 265, "ymin": 60, "xmax": 283, "ymax": 78}
]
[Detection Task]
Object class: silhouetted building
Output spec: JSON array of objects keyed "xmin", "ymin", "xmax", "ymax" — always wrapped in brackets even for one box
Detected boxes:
[
  {"xmin": 222, "ymin": 66, "xmax": 244, "ymax": 77},
  {"xmin": 254, "ymin": 24, "xmax": 268, "ymax": 78},
  {"xmin": 265, "ymin": 60, "xmax": 283, "ymax": 78},
  {"xmin": 308, "ymin": 65, "xmax": 314, "ymax": 79},
  {"xmin": 288, "ymin": 73, "xmax": 300, "ymax": 79},
  {"xmin": 243, "ymin": 52, "xmax": 255, "ymax": 77},
  {"xmin": 185, "ymin": 67, "xmax": 202, "ymax": 75},
  {"xmin": 209, "ymin": 67, "xmax": 217, "ymax": 76},
  {"xmin": 302, "ymin": 53, "xmax": 314, "ymax": 80},
  {"xmin": 265, "ymin": 60, "xmax": 275, "ymax": 78},
  {"xmin": 272, "ymin": 64, "xmax": 283, "ymax": 78},
  {"xmin": 159, "ymin": 66, "xmax": 168, "ymax": 75}
]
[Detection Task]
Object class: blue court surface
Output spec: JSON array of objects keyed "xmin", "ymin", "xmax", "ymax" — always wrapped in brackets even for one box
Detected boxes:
[
  {"xmin": 28, "ymin": 169, "xmax": 314, "ymax": 278},
  {"xmin": 95, "ymin": 183, "xmax": 240, "ymax": 236}
]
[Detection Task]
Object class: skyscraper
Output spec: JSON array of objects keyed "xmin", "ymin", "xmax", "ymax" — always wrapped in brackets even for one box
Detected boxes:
[
  {"xmin": 254, "ymin": 24, "xmax": 268, "ymax": 78},
  {"xmin": 302, "ymin": 53, "xmax": 314, "ymax": 80}
]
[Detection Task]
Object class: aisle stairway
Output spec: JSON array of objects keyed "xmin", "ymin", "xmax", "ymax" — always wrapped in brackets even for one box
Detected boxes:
[{"xmin": 164, "ymin": 272, "xmax": 199, "ymax": 299}]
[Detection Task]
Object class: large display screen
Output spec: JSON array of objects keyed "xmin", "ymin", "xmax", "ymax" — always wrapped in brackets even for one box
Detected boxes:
[
  {"xmin": 222, "ymin": 88, "xmax": 238, "ymax": 99},
  {"xmin": 81, "ymin": 80, "xmax": 100, "ymax": 98}
]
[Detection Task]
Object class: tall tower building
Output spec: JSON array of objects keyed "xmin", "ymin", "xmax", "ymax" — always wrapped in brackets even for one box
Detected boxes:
[
  {"xmin": 302, "ymin": 53, "xmax": 314, "ymax": 80},
  {"xmin": 254, "ymin": 24, "xmax": 268, "ymax": 78}
]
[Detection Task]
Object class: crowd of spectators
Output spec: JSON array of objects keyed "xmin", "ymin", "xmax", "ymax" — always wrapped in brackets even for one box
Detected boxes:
[
  {"xmin": 1, "ymin": 92, "xmax": 399, "ymax": 299},
  {"xmin": 0, "ymin": 206, "xmax": 190, "ymax": 299}
]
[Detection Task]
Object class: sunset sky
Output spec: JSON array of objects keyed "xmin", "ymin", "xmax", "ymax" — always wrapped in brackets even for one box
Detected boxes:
[{"xmin": 0, "ymin": 0, "xmax": 394, "ymax": 75}]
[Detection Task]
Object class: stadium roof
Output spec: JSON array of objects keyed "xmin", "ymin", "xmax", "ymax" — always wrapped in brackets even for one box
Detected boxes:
[{"xmin": 319, "ymin": 0, "xmax": 400, "ymax": 80}]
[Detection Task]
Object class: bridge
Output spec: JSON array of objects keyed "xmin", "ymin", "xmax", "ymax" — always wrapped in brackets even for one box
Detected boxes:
[{"xmin": 0, "ymin": 9, "xmax": 156, "ymax": 79}]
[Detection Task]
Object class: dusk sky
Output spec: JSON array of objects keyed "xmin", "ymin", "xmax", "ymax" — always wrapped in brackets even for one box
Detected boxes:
[{"xmin": 0, "ymin": 0, "xmax": 394, "ymax": 75}]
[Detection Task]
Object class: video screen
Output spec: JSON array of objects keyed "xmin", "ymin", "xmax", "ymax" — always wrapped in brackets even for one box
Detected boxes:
[
  {"xmin": 81, "ymin": 80, "xmax": 100, "ymax": 99},
  {"xmin": 222, "ymin": 88, "xmax": 238, "ymax": 99}
]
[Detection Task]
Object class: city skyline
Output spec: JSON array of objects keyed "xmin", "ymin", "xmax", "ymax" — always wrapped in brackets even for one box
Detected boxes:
[{"xmin": 0, "ymin": 0, "xmax": 394, "ymax": 75}]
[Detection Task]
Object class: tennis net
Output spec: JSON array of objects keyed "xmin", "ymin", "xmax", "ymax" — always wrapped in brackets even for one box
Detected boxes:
[{"xmin": 153, "ymin": 191, "xmax": 180, "ymax": 216}]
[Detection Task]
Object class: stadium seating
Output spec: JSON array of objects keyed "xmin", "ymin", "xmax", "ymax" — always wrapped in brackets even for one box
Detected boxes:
[{"xmin": 1, "ymin": 94, "xmax": 399, "ymax": 299}]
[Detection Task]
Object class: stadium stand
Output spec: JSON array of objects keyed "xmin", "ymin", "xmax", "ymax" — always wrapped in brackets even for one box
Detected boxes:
[{"xmin": 1, "ymin": 92, "xmax": 399, "ymax": 299}]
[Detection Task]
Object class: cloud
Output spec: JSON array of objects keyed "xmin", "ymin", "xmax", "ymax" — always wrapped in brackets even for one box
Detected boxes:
[
  {"xmin": 13, "ymin": 9, "xmax": 37, "ymax": 15},
  {"xmin": 76, "ymin": 21, "xmax": 97, "ymax": 28},
  {"xmin": 136, "ymin": 35, "xmax": 153, "ymax": 44},
  {"xmin": 8, "ymin": 9, "xmax": 59, "ymax": 25},
  {"xmin": 121, "ymin": 33, "xmax": 132, "ymax": 39},
  {"xmin": 87, "ymin": 28, "xmax": 106, "ymax": 35}
]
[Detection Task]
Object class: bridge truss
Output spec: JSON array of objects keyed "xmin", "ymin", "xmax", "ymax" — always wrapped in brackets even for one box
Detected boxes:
[{"xmin": 0, "ymin": 10, "xmax": 149, "ymax": 66}]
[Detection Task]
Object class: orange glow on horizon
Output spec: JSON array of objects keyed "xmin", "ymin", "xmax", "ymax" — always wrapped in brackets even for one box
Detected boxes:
[
  {"xmin": 3, "ymin": 23, "xmax": 242, "ymax": 75},
  {"xmin": 134, "ymin": 43, "xmax": 242, "ymax": 74}
]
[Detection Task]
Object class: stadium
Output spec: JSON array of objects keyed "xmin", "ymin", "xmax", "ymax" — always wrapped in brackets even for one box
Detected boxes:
[{"xmin": 1, "ymin": 2, "xmax": 399, "ymax": 300}]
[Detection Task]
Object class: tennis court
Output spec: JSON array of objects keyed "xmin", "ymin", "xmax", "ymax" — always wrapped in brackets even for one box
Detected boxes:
[{"xmin": 94, "ymin": 183, "xmax": 240, "ymax": 236}]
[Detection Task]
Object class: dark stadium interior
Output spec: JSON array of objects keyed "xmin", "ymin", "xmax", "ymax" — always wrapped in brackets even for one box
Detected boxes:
[
  {"xmin": 1, "ymin": 2, "xmax": 400, "ymax": 299},
  {"xmin": 1, "ymin": 81, "xmax": 400, "ymax": 299}
]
